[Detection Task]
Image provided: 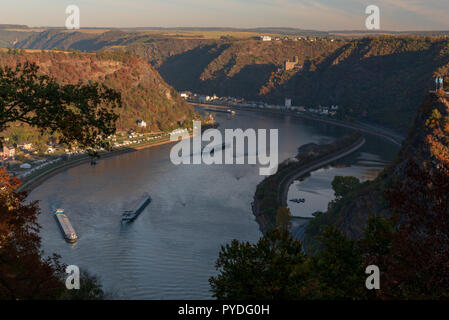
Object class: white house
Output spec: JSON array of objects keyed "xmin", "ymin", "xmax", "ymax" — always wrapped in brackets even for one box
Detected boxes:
[
  {"xmin": 259, "ymin": 36, "xmax": 272, "ymax": 41},
  {"xmin": 180, "ymin": 92, "xmax": 191, "ymax": 99},
  {"xmin": 0, "ymin": 145, "xmax": 15, "ymax": 159},
  {"xmin": 19, "ymin": 143, "xmax": 33, "ymax": 151},
  {"xmin": 136, "ymin": 120, "xmax": 147, "ymax": 128}
]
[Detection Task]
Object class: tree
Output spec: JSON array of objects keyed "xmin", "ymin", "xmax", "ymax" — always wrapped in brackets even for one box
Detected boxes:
[
  {"xmin": 0, "ymin": 62, "xmax": 121, "ymax": 299},
  {"xmin": 276, "ymin": 206, "xmax": 292, "ymax": 231},
  {"xmin": 381, "ymin": 160, "xmax": 449, "ymax": 299},
  {"xmin": 59, "ymin": 270, "xmax": 106, "ymax": 300},
  {"xmin": 209, "ymin": 226, "xmax": 370, "ymax": 300},
  {"xmin": 0, "ymin": 168, "xmax": 65, "ymax": 299},
  {"xmin": 372, "ymin": 101, "xmax": 449, "ymax": 299},
  {"xmin": 359, "ymin": 215, "xmax": 394, "ymax": 268},
  {"xmin": 209, "ymin": 230, "xmax": 308, "ymax": 300},
  {"xmin": 331, "ymin": 176, "xmax": 361, "ymax": 200},
  {"xmin": 308, "ymin": 226, "xmax": 367, "ymax": 300},
  {"xmin": 0, "ymin": 62, "xmax": 121, "ymax": 150}
]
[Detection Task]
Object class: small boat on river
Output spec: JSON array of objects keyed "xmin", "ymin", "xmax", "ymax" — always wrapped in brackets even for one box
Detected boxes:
[
  {"xmin": 54, "ymin": 209, "xmax": 78, "ymax": 243},
  {"xmin": 122, "ymin": 193, "xmax": 152, "ymax": 223},
  {"xmin": 289, "ymin": 198, "xmax": 306, "ymax": 204}
]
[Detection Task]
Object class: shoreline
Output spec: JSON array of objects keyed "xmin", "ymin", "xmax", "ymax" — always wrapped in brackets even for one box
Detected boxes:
[
  {"xmin": 279, "ymin": 137, "xmax": 366, "ymax": 209},
  {"xmin": 18, "ymin": 135, "xmax": 189, "ymax": 193},
  {"xmin": 190, "ymin": 102, "xmax": 404, "ymax": 146},
  {"xmin": 19, "ymin": 120, "xmax": 221, "ymax": 194},
  {"xmin": 252, "ymin": 136, "xmax": 366, "ymax": 234},
  {"xmin": 192, "ymin": 102, "xmax": 399, "ymax": 234},
  {"xmin": 20, "ymin": 102, "xmax": 399, "ymax": 199}
]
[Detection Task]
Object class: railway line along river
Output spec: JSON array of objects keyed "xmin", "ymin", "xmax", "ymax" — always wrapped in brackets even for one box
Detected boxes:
[{"xmin": 28, "ymin": 109, "xmax": 399, "ymax": 299}]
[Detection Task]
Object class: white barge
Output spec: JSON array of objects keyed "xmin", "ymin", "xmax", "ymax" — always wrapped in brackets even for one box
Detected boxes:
[
  {"xmin": 54, "ymin": 209, "xmax": 78, "ymax": 243},
  {"xmin": 122, "ymin": 193, "xmax": 152, "ymax": 222}
]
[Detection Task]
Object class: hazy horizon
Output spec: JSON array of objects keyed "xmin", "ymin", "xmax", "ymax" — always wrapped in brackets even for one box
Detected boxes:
[
  {"xmin": 5, "ymin": 26, "xmax": 449, "ymax": 33},
  {"xmin": 1, "ymin": 0, "xmax": 448, "ymax": 32}
]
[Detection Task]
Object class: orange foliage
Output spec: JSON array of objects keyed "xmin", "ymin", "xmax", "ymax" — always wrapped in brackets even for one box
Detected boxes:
[
  {"xmin": 0, "ymin": 168, "xmax": 64, "ymax": 299},
  {"xmin": 0, "ymin": 50, "xmax": 193, "ymax": 131}
]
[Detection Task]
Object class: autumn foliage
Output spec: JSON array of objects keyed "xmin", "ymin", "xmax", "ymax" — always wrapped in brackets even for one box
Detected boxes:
[
  {"xmin": 376, "ymin": 96, "xmax": 449, "ymax": 299},
  {"xmin": 0, "ymin": 50, "xmax": 194, "ymax": 132},
  {"xmin": 0, "ymin": 168, "xmax": 65, "ymax": 299}
]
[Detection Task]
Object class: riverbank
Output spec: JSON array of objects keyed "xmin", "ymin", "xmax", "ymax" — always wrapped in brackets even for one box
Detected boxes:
[
  {"xmin": 252, "ymin": 134, "xmax": 366, "ymax": 234},
  {"xmin": 191, "ymin": 102, "xmax": 404, "ymax": 146},
  {"xmin": 19, "ymin": 121, "xmax": 221, "ymax": 193},
  {"xmin": 279, "ymin": 137, "xmax": 366, "ymax": 208},
  {"xmin": 18, "ymin": 136, "xmax": 177, "ymax": 193}
]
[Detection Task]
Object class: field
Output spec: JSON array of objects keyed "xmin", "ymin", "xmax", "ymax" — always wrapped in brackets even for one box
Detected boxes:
[{"xmin": 3, "ymin": 27, "xmax": 285, "ymax": 39}]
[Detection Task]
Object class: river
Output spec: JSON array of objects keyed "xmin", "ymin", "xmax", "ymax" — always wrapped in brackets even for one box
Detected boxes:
[{"xmin": 28, "ymin": 109, "xmax": 399, "ymax": 299}]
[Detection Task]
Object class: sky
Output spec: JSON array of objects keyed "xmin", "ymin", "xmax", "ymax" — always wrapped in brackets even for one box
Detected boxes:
[{"xmin": 1, "ymin": 0, "xmax": 448, "ymax": 31}]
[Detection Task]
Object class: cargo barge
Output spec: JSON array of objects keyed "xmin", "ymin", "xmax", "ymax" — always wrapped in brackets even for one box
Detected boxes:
[
  {"xmin": 122, "ymin": 193, "xmax": 152, "ymax": 222},
  {"xmin": 54, "ymin": 209, "xmax": 78, "ymax": 243}
]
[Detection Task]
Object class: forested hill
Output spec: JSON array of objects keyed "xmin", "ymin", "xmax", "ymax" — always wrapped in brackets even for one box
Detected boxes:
[
  {"xmin": 151, "ymin": 36, "xmax": 449, "ymax": 133},
  {"xmin": 0, "ymin": 49, "xmax": 194, "ymax": 131},
  {"xmin": 8, "ymin": 30, "xmax": 449, "ymax": 133},
  {"xmin": 305, "ymin": 91, "xmax": 449, "ymax": 253}
]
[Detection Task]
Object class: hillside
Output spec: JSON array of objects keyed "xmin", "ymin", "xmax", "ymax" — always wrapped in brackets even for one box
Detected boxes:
[
  {"xmin": 9, "ymin": 30, "xmax": 449, "ymax": 132},
  {"xmin": 155, "ymin": 39, "xmax": 343, "ymax": 98},
  {"xmin": 0, "ymin": 30, "xmax": 33, "ymax": 48},
  {"xmin": 0, "ymin": 49, "xmax": 194, "ymax": 131},
  {"xmin": 117, "ymin": 36, "xmax": 449, "ymax": 133},
  {"xmin": 305, "ymin": 91, "xmax": 449, "ymax": 253},
  {"xmin": 152, "ymin": 36, "xmax": 449, "ymax": 133}
]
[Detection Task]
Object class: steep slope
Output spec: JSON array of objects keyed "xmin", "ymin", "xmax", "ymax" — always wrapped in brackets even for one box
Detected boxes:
[
  {"xmin": 155, "ymin": 36, "xmax": 449, "ymax": 133},
  {"xmin": 0, "ymin": 49, "xmax": 194, "ymax": 131},
  {"xmin": 156, "ymin": 39, "xmax": 343, "ymax": 99},
  {"xmin": 15, "ymin": 30, "xmax": 128, "ymax": 52},
  {"xmin": 10, "ymin": 30, "xmax": 449, "ymax": 133},
  {"xmin": 140, "ymin": 36, "xmax": 449, "ymax": 133},
  {"xmin": 267, "ymin": 37, "xmax": 449, "ymax": 131},
  {"xmin": 0, "ymin": 30, "xmax": 34, "ymax": 48},
  {"xmin": 305, "ymin": 91, "xmax": 449, "ymax": 252}
]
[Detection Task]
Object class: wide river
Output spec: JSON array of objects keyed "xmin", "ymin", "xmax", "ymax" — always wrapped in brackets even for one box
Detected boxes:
[{"xmin": 29, "ymin": 109, "xmax": 399, "ymax": 299}]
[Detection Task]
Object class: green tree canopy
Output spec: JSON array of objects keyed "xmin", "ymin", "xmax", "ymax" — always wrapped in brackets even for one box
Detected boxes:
[
  {"xmin": 276, "ymin": 206, "xmax": 292, "ymax": 231},
  {"xmin": 331, "ymin": 176, "xmax": 361, "ymax": 200},
  {"xmin": 209, "ymin": 227, "xmax": 370, "ymax": 300},
  {"xmin": 209, "ymin": 230, "xmax": 307, "ymax": 300}
]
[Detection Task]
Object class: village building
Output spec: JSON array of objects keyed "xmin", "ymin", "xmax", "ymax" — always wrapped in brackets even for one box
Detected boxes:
[
  {"xmin": 259, "ymin": 36, "xmax": 272, "ymax": 41},
  {"xmin": 283, "ymin": 56, "xmax": 300, "ymax": 71},
  {"xmin": 1, "ymin": 145, "xmax": 15, "ymax": 159},
  {"xmin": 136, "ymin": 120, "xmax": 147, "ymax": 128},
  {"xmin": 18, "ymin": 143, "xmax": 33, "ymax": 151},
  {"xmin": 180, "ymin": 91, "xmax": 191, "ymax": 99}
]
